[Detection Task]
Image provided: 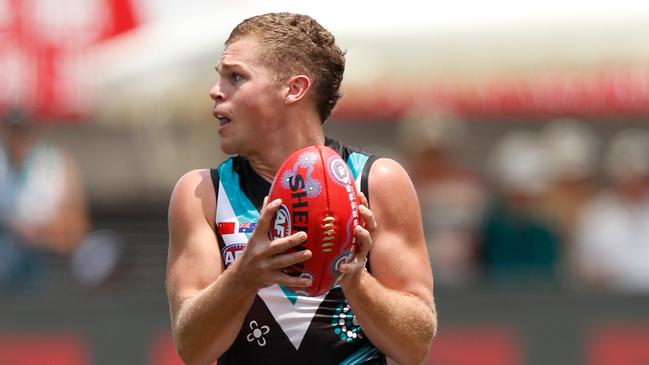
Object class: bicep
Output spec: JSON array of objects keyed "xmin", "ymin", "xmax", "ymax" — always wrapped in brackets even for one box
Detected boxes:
[
  {"xmin": 367, "ymin": 159, "xmax": 434, "ymax": 306},
  {"xmin": 167, "ymin": 170, "xmax": 223, "ymax": 319}
]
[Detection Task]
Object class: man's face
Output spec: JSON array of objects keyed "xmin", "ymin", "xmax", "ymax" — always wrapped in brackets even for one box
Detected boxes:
[{"xmin": 210, "ymin": 37, "xmax": 285, "ymax": 155}]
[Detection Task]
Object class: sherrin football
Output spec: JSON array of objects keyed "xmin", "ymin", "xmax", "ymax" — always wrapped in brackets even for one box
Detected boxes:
[{"xmin": 268, "ymin": 145, "xmax": 361, "ymax": 297}]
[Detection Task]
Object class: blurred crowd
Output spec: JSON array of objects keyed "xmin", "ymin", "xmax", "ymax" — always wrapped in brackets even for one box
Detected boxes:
[
  {"xmin": 0, "ymin": 110, "xmax": 123, "ymax": 293},
  {"xmin": 2, "ymin": 107, "xmax": 649, "ymax": 295},
  {"xmin": 399, "ymin": 111, "xmax": 649, "ymax": 293}
]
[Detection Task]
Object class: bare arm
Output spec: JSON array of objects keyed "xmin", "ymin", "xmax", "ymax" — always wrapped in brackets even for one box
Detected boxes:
[
  {"xmin": 339, "ymin": 158, "xmax": 437, "ymax": 365},
  {"xmin": 166, "ymin": 169, "xmax": 313, "ymax": 365}
]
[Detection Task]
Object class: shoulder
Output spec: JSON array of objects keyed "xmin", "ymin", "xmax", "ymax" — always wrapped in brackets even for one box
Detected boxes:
[
  {"xmin": 368, "ymin": 158, "xmax": 414, "ymax": 196},
  {"xmin": 366, "ymin": 158, "xmax": 422, "ymax": 230},
  {"xmin": 172, "ymin": 169, "xmax": 214, "ymax": 195},
  {"xmin": 169, "ymin": 169, "xmax": 217, "ymax": 227}
]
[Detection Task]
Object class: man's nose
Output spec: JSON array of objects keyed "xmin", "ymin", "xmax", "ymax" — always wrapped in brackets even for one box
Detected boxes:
[{"xmin": 209, "ymin": 82, "xmax": 225, "ymax": 101}]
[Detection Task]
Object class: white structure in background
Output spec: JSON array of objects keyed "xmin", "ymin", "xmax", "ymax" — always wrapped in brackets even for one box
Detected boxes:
[{"xmin": 89, "ymin": 0, "xmax": 649, "ymax": 123}]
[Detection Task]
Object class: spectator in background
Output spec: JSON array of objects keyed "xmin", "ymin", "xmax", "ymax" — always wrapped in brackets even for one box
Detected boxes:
[
  {"xmin": 480, "ymin": 130, "xmax": 560, "ymax": 285},
  {"xmin": 574, "ymin": 129, "xmax": 649, "ymax": 292},
  {"xmin": 540, "ymin": 119, "xmax": 600, "ymax": 239},
  {"xmin": 539, "ymin": 119, "xmax": 600, "ymax": 282},
  {"xmin": 398, "ymin": 110, "xmax": 485, "ymax": 286},
  {"xmin": 0, "ymin": 109, "xmax": 89, "ymax": 290}
]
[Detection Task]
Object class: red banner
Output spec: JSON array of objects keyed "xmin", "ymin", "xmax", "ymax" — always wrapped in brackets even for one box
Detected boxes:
[
  {"xmin": 0, "ymin": 0, "xmax": 138, "ymax": 121},
  {"xmin": 335, "ymin": 67, "xmax": 649, "ymax": 121}
]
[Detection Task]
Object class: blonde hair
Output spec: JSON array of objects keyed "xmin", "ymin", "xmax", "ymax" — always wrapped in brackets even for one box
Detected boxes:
[{"xmin": 227, "ymin": 13, "xmax": 346, "ymax": 123}]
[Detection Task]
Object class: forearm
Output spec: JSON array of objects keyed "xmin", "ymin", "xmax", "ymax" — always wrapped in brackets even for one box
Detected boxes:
[
  {"xmin": 172, "ymin": 268, "xmax": 257, "ymax": 365},
  {"xmin": 340, "ymin": 270, "xmax": 437, "ymax": 365}
]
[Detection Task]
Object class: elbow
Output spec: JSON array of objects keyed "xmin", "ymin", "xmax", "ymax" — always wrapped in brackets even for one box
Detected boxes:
[
  {"xmin": 174, "ymin": 328, "xmax": 214, "ymax": 365},
  {"xmin": 411, "ymin": 306, "xmax": 438, "ymax": 365},
  {"xmin": 174, "ymin": 333, "xmax": 197, "ymax": 365},
  {"xmin": 176, "ymin": 342, "xmax": 211, "ymax": 365},
  {"xmin": 394, "ymin": 343, "xmax": 432, "ymax": 365},
  {"xmin": 431, "ymin": 306, "xmax": 438, "ymax": 338},
  {"xmin": 394, "ymin": 323, "xmax": 436, "ymax": 365}
]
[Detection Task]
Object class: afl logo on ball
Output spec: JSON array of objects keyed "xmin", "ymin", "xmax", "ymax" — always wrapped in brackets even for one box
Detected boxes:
[
  {"xmin": 332, "ymin": 251, "xmax": 354, "ymax": 274},
  {"xmin": 328, "ymin": 157, "xmax": 351, "ymax": 186},
  {"xmin": 270, "ymin": 204, "xmax": 291, "ymax": 240}
]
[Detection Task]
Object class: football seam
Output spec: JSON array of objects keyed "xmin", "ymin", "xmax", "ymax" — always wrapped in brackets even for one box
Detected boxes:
[{"xmin": 317, "ymin": 146, "xmax": 332, "ymax": 295}]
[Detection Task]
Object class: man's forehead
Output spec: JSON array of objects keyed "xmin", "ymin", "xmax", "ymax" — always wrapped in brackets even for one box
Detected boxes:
[
  {"xmin": 220, "ymin": 38, "xmax": 259, "ymax": 61},
  {"xmin": 216, "ymin": 39, "xmax": 266, "ymax": 72}
]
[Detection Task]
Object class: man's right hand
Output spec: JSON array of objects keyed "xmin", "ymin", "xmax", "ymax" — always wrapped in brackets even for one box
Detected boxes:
[{"xmin": 229, "ymin": 197, "xmax": 313, "ymax": 291}]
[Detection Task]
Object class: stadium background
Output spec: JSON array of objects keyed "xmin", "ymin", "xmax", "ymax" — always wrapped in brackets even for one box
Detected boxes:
[{"xmin": 2, "ymin": 1, "xmax": 649, "ymax": 364}]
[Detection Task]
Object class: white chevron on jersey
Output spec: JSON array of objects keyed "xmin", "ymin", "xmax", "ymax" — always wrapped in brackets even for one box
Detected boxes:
[
  {"xmin": 217, "ymin": 179, "xmax": 327, "ymax": 350},
  {"xmin": 257, "ymin": 285, "xmax": 327, "ymax": 349}
]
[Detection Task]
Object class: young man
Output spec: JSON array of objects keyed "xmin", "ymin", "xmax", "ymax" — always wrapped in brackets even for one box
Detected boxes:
[{"xmin": 167, "ymin": 13, "xmax": 436, "ymax": 365}]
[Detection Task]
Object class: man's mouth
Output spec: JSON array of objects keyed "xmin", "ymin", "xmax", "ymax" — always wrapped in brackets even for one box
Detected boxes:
[{"xmin": 215, "ymin": 113, "xmax": 232, "ymax": 127}]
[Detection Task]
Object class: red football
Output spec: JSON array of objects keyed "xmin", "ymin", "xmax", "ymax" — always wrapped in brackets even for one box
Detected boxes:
[{"xmin": 268, "ymin": 145, "xmax": 361, "ymax": 296}]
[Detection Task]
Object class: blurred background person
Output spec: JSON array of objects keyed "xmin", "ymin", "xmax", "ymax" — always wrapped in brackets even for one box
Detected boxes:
[
  {"xmin": 397, "ymin": 109, "xmax": 486, "ymax": 286},
  {"xmin": 574, "ymin": 128, "xmax": 649, "ymax": 292},
  {"xmin": 479, "ymin": 130, "xmax": 560, "ymax": 285},
  {"xmin": 539, "ymin": 118, "xmax": 600, "ymax": 283},
  {"xmin": 0, "ymin": 109, "xmax": 90, "ymax": 290}
]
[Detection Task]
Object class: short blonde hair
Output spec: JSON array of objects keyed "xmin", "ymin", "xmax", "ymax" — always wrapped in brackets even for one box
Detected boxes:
[{"xmin": 227, "ymin": 13, "xmax": 346, "ymax": 123}]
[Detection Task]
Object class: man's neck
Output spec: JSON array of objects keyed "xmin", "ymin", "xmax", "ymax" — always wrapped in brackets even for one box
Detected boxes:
[{"xmin": 246, "ymin": 130, "xmax": 325, "ymax": 183}]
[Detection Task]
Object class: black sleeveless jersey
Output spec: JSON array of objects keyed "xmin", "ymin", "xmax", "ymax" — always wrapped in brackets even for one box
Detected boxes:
[{"xmin": 209, "ymin": 138, "xmax": 386, "ymax": 365}]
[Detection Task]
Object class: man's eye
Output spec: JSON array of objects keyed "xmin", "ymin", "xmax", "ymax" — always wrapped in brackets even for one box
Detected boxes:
[{"xmin": 231, "ymin": 73, "xmax": 242, "ymax": 82}]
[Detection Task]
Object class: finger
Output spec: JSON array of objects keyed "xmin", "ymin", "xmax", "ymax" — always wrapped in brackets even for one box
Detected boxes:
[
  {"xmin": 270, "ymin": 272, "xmax": 313, "ymax": 288},
  {"xmin": 358, "ymin": 204, "xmax": 377, "ymax": 232},
  {"xmin": 267, "ymin": 249, "xmax": 312, "ymax": 270},
  {"xmin": 337, "ymin": 259, "xmax": 366, "ymax": 274},
  {"xmin": 267, "ymin": 231, "xmax": 307, "ymax": 255},
  {"xmin": 253, "ymin": 197, "xmax": 282, "ymax": 238},
  {"xmin": 354, "ymin": 225, "xmax": 372, "ymax": 258},
  {"xmin": 358, "ymin": 191, "xmax": 369, "ymax": 208},
  {"xmin": 338, "ymin": 226, "xmax": 372, "ymax": 275}
]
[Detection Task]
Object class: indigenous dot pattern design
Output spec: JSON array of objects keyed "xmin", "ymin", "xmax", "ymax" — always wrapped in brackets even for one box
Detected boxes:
[
  {"xmin": 332, "ymin": 302, "xmax": 363, "ymax": 343},
  {"xmin": 280, "ymin": 151, "xmax": 322, "ymax": 198},
  {"xmin": 327, "ymin": 156, "xmax": 351, "ymax": 187}
]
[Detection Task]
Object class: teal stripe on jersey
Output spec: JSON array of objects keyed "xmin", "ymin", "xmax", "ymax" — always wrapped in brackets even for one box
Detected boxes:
[
  {"xmin": 219, "ymin": 159, "xmax": 301, "ymax": 303},
  {"xmin": 339, "ymin": 345, "xmax": 380, "ymax": 365},
  {"xmin": 218, "ymin": 159, "xmax": 260, "ymax": 235},
  {"xmin": 346, "ymin": 152, "xmax": 369, "ymax": 181}
]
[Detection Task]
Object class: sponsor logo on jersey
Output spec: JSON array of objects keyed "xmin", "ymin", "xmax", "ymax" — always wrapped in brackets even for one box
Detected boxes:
[
  {"xmin": 221, "ymin": 243, "xmax": 245, "ymax": 267},
  {"xmin": 238, "ymin": 222, "xmax": 257, "ymax": 233}
]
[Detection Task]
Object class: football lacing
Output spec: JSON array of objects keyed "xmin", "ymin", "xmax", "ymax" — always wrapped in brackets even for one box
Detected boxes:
[{"xmin": 322, "ymin": 215, "xmax": 336, "ymax": 253}]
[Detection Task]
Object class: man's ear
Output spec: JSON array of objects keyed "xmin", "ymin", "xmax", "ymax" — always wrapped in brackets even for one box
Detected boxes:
[{"xmin": 285, "ymin": 75, "xmax": 311, "ymax": 105}]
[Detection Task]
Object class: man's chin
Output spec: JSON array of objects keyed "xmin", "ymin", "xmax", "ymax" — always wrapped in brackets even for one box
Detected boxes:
[{"xmin": 219, "ymin": 142, "xmax": 239, "ymax": 156}]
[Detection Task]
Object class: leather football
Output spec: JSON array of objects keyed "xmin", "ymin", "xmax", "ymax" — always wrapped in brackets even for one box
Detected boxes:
[{"xmin": 268, "ymin": 145, "xmax": 360, "ymax": 296}]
